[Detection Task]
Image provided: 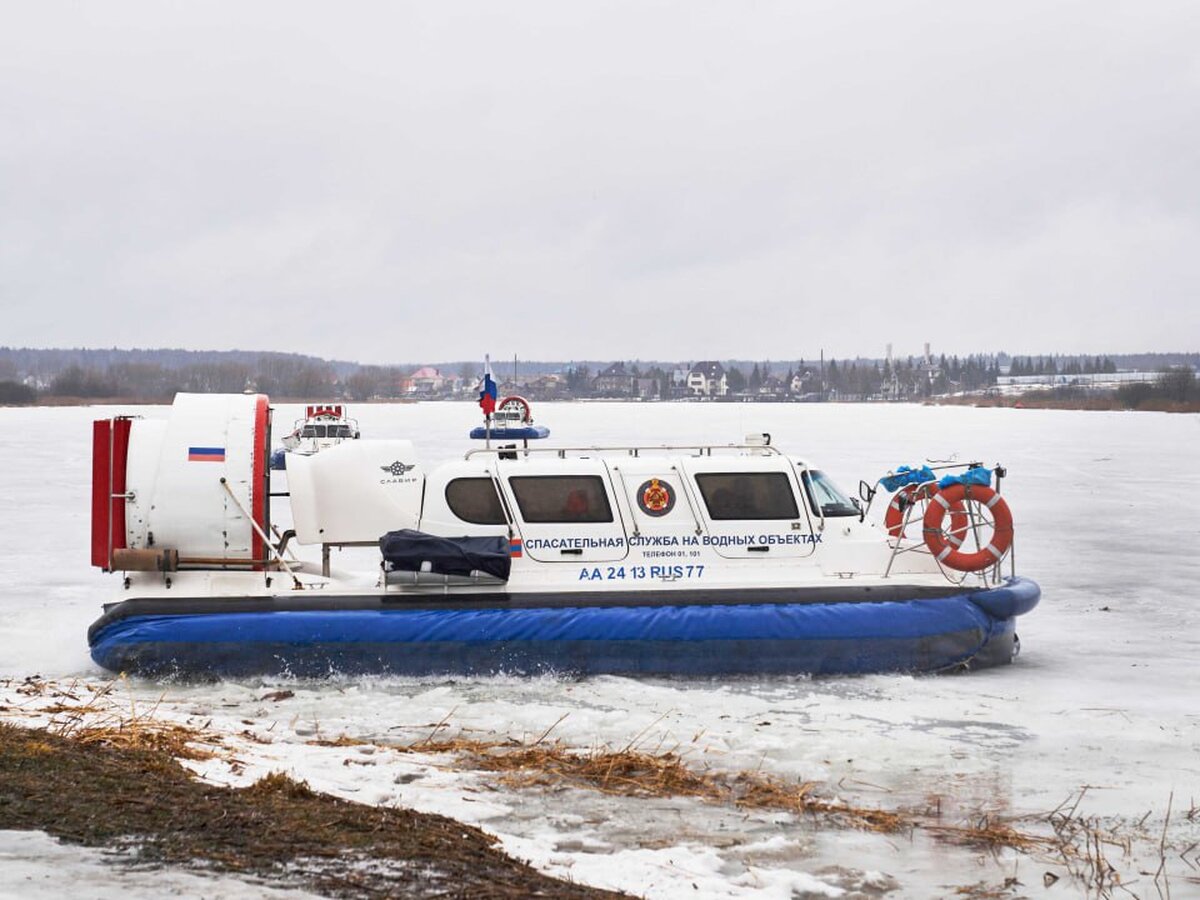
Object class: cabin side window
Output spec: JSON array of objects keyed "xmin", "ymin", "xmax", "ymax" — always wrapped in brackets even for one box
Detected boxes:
[
  {"xmin": 695, "ymin": 472, "xmax": 800, "ymax": 520},
  {"xmin": 445, "ymin": 478, "xmax": 507, "ymax": 525},
  {"xmin": 508, "ymin": 476, "xmax": 614, "ymax": 524}
]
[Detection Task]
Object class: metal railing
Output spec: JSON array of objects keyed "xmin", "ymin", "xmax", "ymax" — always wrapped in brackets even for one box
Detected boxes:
[
  {"xmin": 877, "ymin": 462, "xmax": 1014, "ymax": 586},
  {"xmin": 465, "ymin": 442, "xmax": 783, "ymax": 461}
]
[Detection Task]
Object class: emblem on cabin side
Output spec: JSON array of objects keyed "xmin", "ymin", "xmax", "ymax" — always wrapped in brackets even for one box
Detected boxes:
[
  {"xmin": 637, "ymin": 478, "xmax": 675, "ymax": 516},
  {"xmin": 381, "ymin": 461, "xmax": 414, "ymax": 477}
]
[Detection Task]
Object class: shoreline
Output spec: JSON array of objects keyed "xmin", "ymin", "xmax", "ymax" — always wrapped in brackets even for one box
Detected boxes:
[
  {"xmin": 0, "ymin": 719, "xmax": 627, "ymax": 900},
  {"xmin": 4, "ymin": 394, "xmax": 1198, "ymax": 413},
  {"xmin": 930, "ymin": 394, "xmax": 1200, "ymax": 413}
]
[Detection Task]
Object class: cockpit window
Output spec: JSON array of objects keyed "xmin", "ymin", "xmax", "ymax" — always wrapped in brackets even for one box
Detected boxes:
[
  {"xmin": 802, "ymin": 470, "xmax": 858, "ymax": 517},
  {"xmin": 695, "ymin": 472, "xmax": 799, "ymax": 520}
]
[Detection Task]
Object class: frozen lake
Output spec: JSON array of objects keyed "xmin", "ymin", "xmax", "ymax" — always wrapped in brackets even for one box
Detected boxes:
[{"xmin": 2, "ymin": 401, "xmax": 1198, "ymax": 898}]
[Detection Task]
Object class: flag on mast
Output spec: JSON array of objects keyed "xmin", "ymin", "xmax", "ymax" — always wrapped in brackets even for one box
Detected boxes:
[{"xmin": 478, "ymin": 356, "xmax": 498, "ymax": 416}]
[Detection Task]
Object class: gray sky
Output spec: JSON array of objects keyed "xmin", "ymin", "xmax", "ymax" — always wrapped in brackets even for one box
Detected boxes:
[{"xmin": 2, "ymin": 1, "xmax": 1198, "ymax": 364}]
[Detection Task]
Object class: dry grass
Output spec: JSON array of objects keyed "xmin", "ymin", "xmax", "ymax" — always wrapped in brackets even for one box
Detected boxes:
[
  {"xmin": 379, "ymin": 733, "xmax": 993, "ymax": 840},
  {"xmin": 0, "ymin": 720, "xmax": 629, "ymax": 899},
  {"xmin": 1026, "ymin": 788, "xmax": 1137, "ymax": 898},
  {"xmin": 375, "ymin": 729, "xmax": 1188, "ymax": 896},
  {"xmin": 38, "ymin": 677, "xmax": 221, "ymax": 761}
]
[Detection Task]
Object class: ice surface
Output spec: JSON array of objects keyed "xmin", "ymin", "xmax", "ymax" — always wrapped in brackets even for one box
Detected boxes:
[
  {"xmin": 0, "ymin": 830, "xmax": 320, "ymax": 899},
  {"xmin": 1, "ymin": 401, "xmax": 1199, "ymax": 897}
]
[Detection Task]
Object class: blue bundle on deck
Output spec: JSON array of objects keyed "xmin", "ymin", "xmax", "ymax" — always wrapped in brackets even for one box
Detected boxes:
[
  {"xmin": 880, "ymin": 465, "xmax": 936, "ymax": 492},
  {"xmin": 937, "ymin": 467, "xmax": 993, "ymax": 489}
]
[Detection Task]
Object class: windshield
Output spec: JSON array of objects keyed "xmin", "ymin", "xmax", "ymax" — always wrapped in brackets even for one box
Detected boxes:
[{"xmin": 802, "ymin": 470, "xmax": 858, "ymax": 517}]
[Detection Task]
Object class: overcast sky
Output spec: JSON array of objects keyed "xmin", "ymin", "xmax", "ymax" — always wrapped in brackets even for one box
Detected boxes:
[{"xmin": 2, "ymin": 2, "xmax": 1198, "ymax": 364}]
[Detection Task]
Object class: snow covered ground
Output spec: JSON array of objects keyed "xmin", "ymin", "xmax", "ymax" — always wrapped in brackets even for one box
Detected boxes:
[
  {"xmin": 0, "ymin": 830, "xmax": 320, "ymax": 900},
  {"xmin": 2, "ymin": 401, "xmax": 1198, "ymax": 898}
]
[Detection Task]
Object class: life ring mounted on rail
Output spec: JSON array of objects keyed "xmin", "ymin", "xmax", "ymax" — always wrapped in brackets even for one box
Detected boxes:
[
  {"xmin": 496, "ymin": 395, "xmax": 532, "ymax": 423},
  {"xmin": 884, "ymin": 483, "xmax": 968, "ymax": 547},
  {"xmin": 922, "ymin": 484, "xmax": 1014, "ymax": 572}
]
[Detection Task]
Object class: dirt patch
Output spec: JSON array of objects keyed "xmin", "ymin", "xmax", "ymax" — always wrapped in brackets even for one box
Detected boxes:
[{"xmin": 0, "ymin": 722, "xmax": 629, "ymax": 899}]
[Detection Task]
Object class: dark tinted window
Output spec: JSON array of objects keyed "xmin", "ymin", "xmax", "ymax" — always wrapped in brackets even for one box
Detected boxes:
[
  {"xmin": 696, "ymin": 472, "xmax": 799, "ymax": 520},
  {"xmin": 445, "ymin": 478, "xmax": 507, "ymax": 525},
  {"xmin": 509, "ymin": 475, "xmax": 613, "ymax": 523},
  {"xmin": 802, "ymin": 470, "xmax": 859, "ymax": 517}
]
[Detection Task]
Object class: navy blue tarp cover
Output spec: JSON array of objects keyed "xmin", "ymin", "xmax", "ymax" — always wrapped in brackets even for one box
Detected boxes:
[{"xmin": 380, "ymin": 529, "xmax": 511, "ymax": 581}]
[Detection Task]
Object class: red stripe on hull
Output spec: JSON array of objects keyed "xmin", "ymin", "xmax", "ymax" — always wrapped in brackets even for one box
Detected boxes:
[
  {"xmin": 91, "ymin": 418, "xmax": 130, "ymax": 569},
  {"xmin": 251, "ymin": 395, "xmax": 268, "ymax": 565}
]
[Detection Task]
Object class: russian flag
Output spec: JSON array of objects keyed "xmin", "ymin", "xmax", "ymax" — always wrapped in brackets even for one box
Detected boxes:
[
  {"xmin": 478, "ymin": 356, "xmax": 498, "ymax": 417},
  {"xmin": 188, "ymin": 446, "xmax": 226, "ymax": 462}
]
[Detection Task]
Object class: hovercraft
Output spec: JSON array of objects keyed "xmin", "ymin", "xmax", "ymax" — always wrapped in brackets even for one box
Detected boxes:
[
  {"xmin": 87, "ymin": 393, "xmax": 1040, "ymax": 678},
  {"xmin": 467, "ymin": 395, "xmax": 549, "ymax": 441},
  {"xmin": 269, "ymin": 404, "xmax": 360, "ymax": 470}
]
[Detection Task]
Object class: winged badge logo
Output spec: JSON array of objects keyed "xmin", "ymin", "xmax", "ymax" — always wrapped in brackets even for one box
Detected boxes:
[{"xmin": 381, "ymin": 461, "xmax": 414, "ymax": 477}]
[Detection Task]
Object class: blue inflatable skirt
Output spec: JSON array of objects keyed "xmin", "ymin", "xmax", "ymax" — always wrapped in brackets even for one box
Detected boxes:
[{"xmin": 89, "ymin": 577, "xmax": 1040, "ymax": 679}]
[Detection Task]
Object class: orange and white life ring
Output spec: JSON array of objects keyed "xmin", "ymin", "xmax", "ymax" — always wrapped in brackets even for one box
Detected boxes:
[
  {"xmin": 884, "ymin": 483, "xmax": 968, "ymax": 546},
  {"xmin": 922, "ymin": 483, "xmax": 1013, "ymax": 572},
  {"xmin": 496, "ymin": 395, "xmax": 532, "ymax": 423}
]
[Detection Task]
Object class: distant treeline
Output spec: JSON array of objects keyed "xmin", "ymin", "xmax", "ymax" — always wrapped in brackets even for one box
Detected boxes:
[
  {"xmin": 3, "ymin": 360, "xmax": 416, "ymax": 403},
  {"xmin": 1115, "ymin": 368, "xmax": 1198, "ymax": 408},
  {"xmin": 0, "ymin": 347, "xmax": 360, "ymax": 379},
  {"xmin": 1005, "ymin": 356, "xmax": 1117, "ymax": 375},
  {"xmin": 0, "ymin": 380, "xmax": 37, "ymax": 404},
  {"xmin": 983, "ymin": 366, "xmax": 1200, "ymax": 413},
  {"xmin": 1, "ymin": 346, "xmax": 1198, "ymax": 406}
]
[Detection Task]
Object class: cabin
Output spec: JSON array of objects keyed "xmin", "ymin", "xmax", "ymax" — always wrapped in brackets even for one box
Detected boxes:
[{"xmin": 283, "ymin": 435, "xmax": 874, "ymax": 585}]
